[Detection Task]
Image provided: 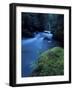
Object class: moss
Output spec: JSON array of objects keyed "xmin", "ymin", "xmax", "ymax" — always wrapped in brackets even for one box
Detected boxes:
[{"xmin": 31, "ymin": 47, "xmax": 64, "ymax": 76}]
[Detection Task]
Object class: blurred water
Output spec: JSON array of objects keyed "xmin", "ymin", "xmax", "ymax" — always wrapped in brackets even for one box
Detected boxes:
[{"xmin": 21, "ymin": 32, "xmax": 60, "ymax": 77}]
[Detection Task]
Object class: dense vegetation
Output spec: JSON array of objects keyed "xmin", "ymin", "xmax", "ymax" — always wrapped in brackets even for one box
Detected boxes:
[
  {"xmin": 48, "ymin": 14, "xmax": 64, "ymax": 47},
  {"xmin": 31, "ymin": 47, "xmax": 64, "ymax": 76},
  {"xmin": 22, "ymin": 13, "xmax": 49, "ymax": 37},
  {"xmin": 22, "ymin": 13, "xmax": 64, "ymax": 46}
]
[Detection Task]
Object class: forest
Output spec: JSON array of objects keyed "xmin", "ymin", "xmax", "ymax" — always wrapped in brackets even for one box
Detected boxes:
[
  {"xmin": 22, "ymin": 13, "xmax": 64, "ymax": 47},
  {"xmin": 22, "ymin": 12, "xmax": 64, "ymax": 77}
]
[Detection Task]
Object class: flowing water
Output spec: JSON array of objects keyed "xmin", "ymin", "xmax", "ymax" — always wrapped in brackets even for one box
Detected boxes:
[{"xmin": 22, "ymin": 32, "xmax": 60, "ymax": 77}]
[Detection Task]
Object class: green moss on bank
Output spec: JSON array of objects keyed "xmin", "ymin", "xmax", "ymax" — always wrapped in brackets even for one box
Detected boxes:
[{"xmin": 31, "ymin": 47, "xmax": 64, "ymax": 76}]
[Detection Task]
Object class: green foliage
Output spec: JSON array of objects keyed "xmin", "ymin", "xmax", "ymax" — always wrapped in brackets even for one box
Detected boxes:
[{"xmin": 31, "ymin": 47, "xmax": 64, "ymax": 76}]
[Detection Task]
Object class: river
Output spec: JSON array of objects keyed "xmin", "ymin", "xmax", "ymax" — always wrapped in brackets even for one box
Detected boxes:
[{"xmin": 21, "ymin": 32, "xmax": 60, "ymax": 77}]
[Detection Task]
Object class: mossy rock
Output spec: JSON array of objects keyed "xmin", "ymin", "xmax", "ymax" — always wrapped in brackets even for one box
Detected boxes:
[{"xmin": 31, "ymin": 47, "xmax": 64, "ymax": 76}]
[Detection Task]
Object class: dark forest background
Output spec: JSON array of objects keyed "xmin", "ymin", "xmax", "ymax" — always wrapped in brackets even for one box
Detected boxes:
[{"xmin": 22, "ymin": 13, "xmax": 64, "ymax": 47}]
